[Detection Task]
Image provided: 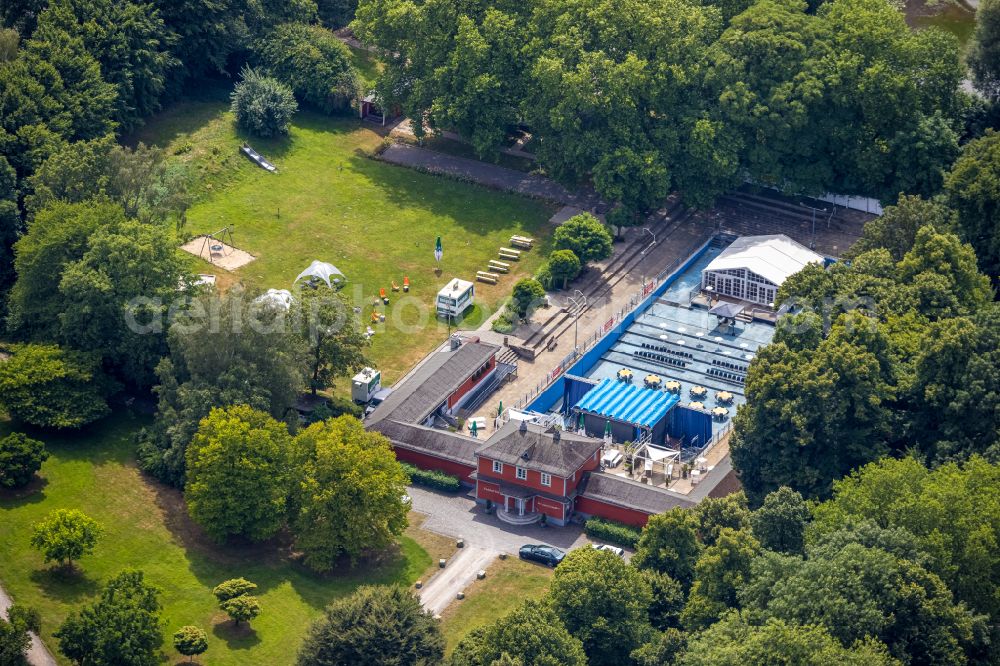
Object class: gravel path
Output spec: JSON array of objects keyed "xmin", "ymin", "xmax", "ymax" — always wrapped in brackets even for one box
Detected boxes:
[
  {"xmin": 0, "ymin": 583, "xmax": 58, "ymax": 666},
  {"xmin": 380, "ymin": 143, "xmax": 604, "ymax": 211},
  {"xmin": 419, "ymin": 545, "xmax": 497, "ymax": 616}
]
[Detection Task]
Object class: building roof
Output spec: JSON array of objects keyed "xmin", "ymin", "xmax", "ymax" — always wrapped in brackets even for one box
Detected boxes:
[
  {"xmin": 366, "ymin": 340, "xmax": 498, "ymax": 426},
  {"xmin": 704, "ymin": 234, "xmax": 823, "ymax": 286},
  {"xmin": 578, "ymin": 473, "xmax": 694, "ymax": 514},
  {"xmin": 369, "ymin": 419, "xmax": 477, "ymax": 465},
  {"xmin": 475, "ymin": 420, "xmax": 603, "ymax": 478},
  {"xmin": 572, "ymin": 379, "xmax": 679, "ymax": 428},
  {"xmin": 437, "ymin": 278, "xmax": 475, "ymax": 297}
]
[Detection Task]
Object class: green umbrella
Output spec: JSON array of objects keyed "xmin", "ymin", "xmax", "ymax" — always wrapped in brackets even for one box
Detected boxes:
[
  {"xmin": 577, "ymin": 412, "xmax": 585, "ymax": 432},
  {"xmin": 434, "ymin": 236, "xmax": 443, "ymax": 263},
  {"xmin": 604, "ymin": 419, "xmax": 612, "ymax": 440},
  {"xmin": 470, "ymin": 420, "xmax": 478, "ymax": 438},
  {"xmin": 497, "ymin": 401, "xmax": 503, "ymax": 417}
]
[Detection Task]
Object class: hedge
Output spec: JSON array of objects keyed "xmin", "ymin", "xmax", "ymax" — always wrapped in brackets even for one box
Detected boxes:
[
  {"xmin": 585, "ymin": 517, "xmax": 641, "ymax": 548},
  {"xmin": 401, "ymin": 463, "xmax": 462, "ymax": 492}
]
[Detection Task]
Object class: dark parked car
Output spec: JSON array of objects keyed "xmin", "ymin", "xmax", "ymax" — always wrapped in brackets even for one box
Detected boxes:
[{"xmin": 519, "ymin": 544, "xmax": 566, "ymax": 567}]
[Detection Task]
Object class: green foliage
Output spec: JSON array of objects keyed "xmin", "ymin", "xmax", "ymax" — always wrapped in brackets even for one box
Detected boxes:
[
  {"xmin": 692, "ymin": 491, "xmax": 750, "ymax": 547},
  {"xmin": 845, "ymin": 195, "xmax": 955, "ymax": 262},
  {"xmin": 681, "ymin": 528, "xmax": 760, "ymax": 630},
  {"xmin": 679, "ymin": 615, "xmax": 899, "ymax": 666},
  {"xmin": 185, "ymin": 405, "xmax": 292, "ymax": 543},
  {"xmin": 212, "ymin": 578, "xmax": 258, "ymax": 602},
  {"xmin": 0, "ymin": 605, "xmax": 40, "ymax": 665},
  {"xmin": 140, "ymin": 291, "xmax": 308, "ymax": 486},
  {"xmin": 730, "ymin": 315, "xmax": 892, "ymax": 503},
  {"xmin": 56, "ymin": 571, "xmax": 162, "ymax": 666},
  {"xmin": 297, "ymin": 585, "xmax": 444, "ymax": 666},
  {"xmin": 35, "ymin": 0, "xmax": 179, "ymax": 131},
  {"xmin": 547, "ymin": 547, "xmax": 654, "ymax": 666},
  {"xmin": 256, "ymin": 23, "xmax": 360, "ymax": 113},
  {"xmin": 400, "ymin": 462, "xmax": 461, "ymax": 492},
  {"xmin": 30, "ymin": 508, "xmax": 102, "ymax": 567},
  {"xmin": 632, "ymin": 508, "xmax": 702, "ymax": 587},
  {"xmin": 631, "ymin": 628, "xmax": 686, "ymax": 666},
  {"xmin": 740, "ymin": 543, "xmax": 982, "ymax": 664},
  {"xmin": 510, "ymin": 278, "xmax": 546, "ymax": 319},
  {"xmin": 59, "ymin": 216, "xmax": 183, "ymax": 388},
  {"xmin": 0, "ymin": 432, "xmax": 48, "ymax": 488},
  {"xmin": 230, "ymin": 66, "xmax": 298, "ymax": 137},
  {"xmin": 547, "ymin": 249, "xmax": 581, "ymax": 289},
  {"xmin": 220, "ymin": 595, "xmax": 261, "ymax": 626},
  {"xmin": 945, "ymin": 130, "xmax": 1000, "ymax": 288},
  {"xmin": 552, "ymin": 214, "xmax": 613, "ymax": 264},
  {"xmin": 450, "ymin": 599, "xmax": 587, "ymax": 666},
  {"xmin": 810, "ymin": 456, "xmax": 1000, "ymax": 621},
  {"xmin": 969, "ymin": 0, "xmax": 1000, "ymax": 101},
  {"xmin": 0, "ymin": 343, "xmax": 109, "ymax": 429},
  {"xmin": 289, "ymin": 416, "xmax": 410, "ymax": 570},
  {"xmin": 750, "ymin": 487, "xmax": 809, "ymax": 555},
  {"xmin": 172, "ymin": 625, "xmax": 208, "ymax": 659},
  {"xmin": 8, "ymin": 199, "xmax": 111, "ymax": 339},
  {"xmin": 293, "ymin": 288, "xmax": 370, "ymax": 396},
  {"xmin": 584, "ymin": 517, "xmax": 641, "ymax": 548},
  {"xmin": 641, "ymin": 569, "xmax": 685, "ymax": 631}
]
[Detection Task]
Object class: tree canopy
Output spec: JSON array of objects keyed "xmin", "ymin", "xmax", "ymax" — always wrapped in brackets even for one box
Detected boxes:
[
  {"xmin": 450, "ymin": 599, "xmax": 587, "ymax": 666},
  {"xmin": 552, "ymin": 213, "xmax": 613, "ymax": 264},
  {"xmin": 55, "ymin": 570, "xmax": 163, "ymax": 666},
  {"xmin": 231, "ymin": 66, "xmax": 298, "ymax": 137},
  {"xmin": 0, "ymin": 432, "xmax": 48, "ymax": 488},
  {"xmin": 289, "ymin": 416, "xmax": 410, "ymax": 569},
  {"xmin": 30, "ymin": 508, "xmax": 102, "ymax": 568},
  {"xmin": 297, "ymin": 586, "xmax": 444, "ymax": 666},
  {"xmin": 185, "ymin": 405, "xmax": 293, "ymax": 543}
]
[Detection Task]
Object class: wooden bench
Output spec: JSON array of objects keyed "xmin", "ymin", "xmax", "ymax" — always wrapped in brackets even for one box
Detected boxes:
[
  {"xmin": 498, "ymin": 247, "xmax": 521, "ymax": 260},
  {"xmin": 488, "ymin": 260, "xmax": 511, "ymax": 273},
  {"xmin": 476, "ymin": 271, "xmax": 499, "ymax": 284},
  {"xmin": 509, "ymin": 236, "xmax": 534, "ymax": 249}
]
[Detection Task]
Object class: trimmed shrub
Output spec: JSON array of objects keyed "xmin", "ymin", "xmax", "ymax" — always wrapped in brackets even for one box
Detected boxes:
[
  {"xmin": 231, "ymin": 66, "xmax": 298, "ymax": 137},
  {"xmin": 585, "ymin": 517, "xmax": 641, "ymax": 548},
  {"xmin": 401, "ymin": 463, "xmax": 461, "ymax": 492}
]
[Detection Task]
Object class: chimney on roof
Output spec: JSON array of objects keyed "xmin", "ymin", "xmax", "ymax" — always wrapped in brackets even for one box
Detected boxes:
[{"xmin": 519, "ymin": 420, "xmax": 527, "ymax": 434}]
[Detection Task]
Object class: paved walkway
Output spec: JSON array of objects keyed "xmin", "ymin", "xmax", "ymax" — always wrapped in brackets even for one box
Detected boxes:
[
  {"xmin": 0, "ymin": 583, "xmax": 58, "ymax": 666},
  {"xmin": 380, "ymin": 143, "xmax": 604, "ymax": 210}
]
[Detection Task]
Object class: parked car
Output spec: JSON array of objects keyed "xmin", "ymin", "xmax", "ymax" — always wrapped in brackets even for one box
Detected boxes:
[
  {"xmin": 591, "ymin": 543, "xmax": 626, "ymax": 557},
  {"xmin": 519, "ymin": 544, "xmax": 566, "ymax": 567}
]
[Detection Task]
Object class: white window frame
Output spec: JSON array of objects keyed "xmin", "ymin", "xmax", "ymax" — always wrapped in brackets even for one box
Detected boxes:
[
  {"xmin": 540, "ymin": 472, "xmax": 552, "ymax": 487},
  {"xmin": 516, "ymin": 467, "xmax": 527, "ymax": 481},
  {"xmin": 492, "ymin": 460, "xmax": 503, "ymax": 474}
]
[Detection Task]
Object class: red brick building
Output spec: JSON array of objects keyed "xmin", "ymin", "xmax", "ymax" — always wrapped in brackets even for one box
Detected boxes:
[{"xmin": 474, "ymin": 420, "xmax": 602, "ymax": 526}]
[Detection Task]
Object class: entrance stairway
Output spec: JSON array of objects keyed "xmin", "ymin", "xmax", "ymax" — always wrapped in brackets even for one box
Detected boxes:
[{"xmin": 496, "ymin": 510, "xmax": 542, "ymax": 526}]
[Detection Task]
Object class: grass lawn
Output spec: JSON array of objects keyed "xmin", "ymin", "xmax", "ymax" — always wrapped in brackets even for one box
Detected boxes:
[
  {"xmin": 439, "ymin": 556, "xmax": 553, "ymax": 654},
  {"xmin": 130, "ymin": 95, "xmax": 555, "ymax": 383},
  {"xmin": 0, "ymin": 412, "xmax": 448, "ymax": 665},
  {"xmin": 348, "ymin": 45, "xmax": 384, "ymax": 89}
]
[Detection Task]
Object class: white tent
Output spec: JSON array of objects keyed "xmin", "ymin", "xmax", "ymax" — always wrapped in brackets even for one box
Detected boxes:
[
  {"xmin": 634, "ymin": 443, "xmax": 679, "ymax": 481},
  {"xmin": 295, "ymin": 260, "xmax": 346, "ymax": 287},
  {"xmin": 255, "ymin": 288, "xmax": 294, "ymax": 310}
]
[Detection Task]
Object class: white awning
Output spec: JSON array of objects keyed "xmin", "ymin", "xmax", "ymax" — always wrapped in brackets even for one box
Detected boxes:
[{"xmin": 295, "ymin": 260, "xmax": 346, "ymax": 287}]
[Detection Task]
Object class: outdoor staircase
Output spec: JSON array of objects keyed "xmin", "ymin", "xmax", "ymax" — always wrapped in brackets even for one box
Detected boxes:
[{"xmin": 496, "ymin": 510, "xmax": 542, "ymax": 526}]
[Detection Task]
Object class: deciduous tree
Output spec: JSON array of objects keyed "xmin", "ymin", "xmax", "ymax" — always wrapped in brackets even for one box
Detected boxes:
[
  {"xmin": 289, "ymin": 416, "xmax": 409, "ymax": 569},
  {"xmin": 297, "ymin": 586, "xmax": 443, "ymax": 666},
  {"xmin": 0, "ymin": 432, "xmax": 48, "ymax": 488},
  {"xmin": 547, "ymin": 547, "xmax": 654, "ymax": 666},
  {"xmin": 0, "ymin": 343, "xmax": 109, "ymax": 429},
  {"xmin": 172, "ymin": 625, "xmax": 207, "ymax": 663},
  {"xmin": 552, "ymin": 213, "xmax": 613, "ymax": 264},
  {"xmin": 293, "ymin": 289, "xmax": 369, "ymax": 396},
  {"xmin": 750, "ymin": 486, "xmax": 808, "ymax": 555},
  {"xmin": 509, "ymin": 278, "xmax": 546, "ymax": 320},
  {"xmin": 0, "ymin": 606, "xmax": 40, "ymax": 665},
  {"xmin": 945, "ymin": 130, "xmax": 1000, "ymax": 287},
  {"xmin": 56, "ymin": 570, "xmax": 163, "ymax": 666},
  {"xmin": 30, "ymin": 509, "xmax": 102, "ymax": 568},
  {"xmin": 633, "ymin": 508, "xmax": 702, "ymax": 587},
  {"xmin": 231, "ymin": 66, "xmax": 298, "ymax": 137},
  {"xmin": 185, "ymin": 405, "xmax": 292, "ymax": 543},
  {"xmin": 450, "ymin": 600, "xmax": 586, "ymax": 666},
  {"xmin": 546, "ymin": 249, "xmax": 581, "ymax": 289},
  {"xmin": 970, "ymin": 0, "xmax": 1000, "ymax": 101}
]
